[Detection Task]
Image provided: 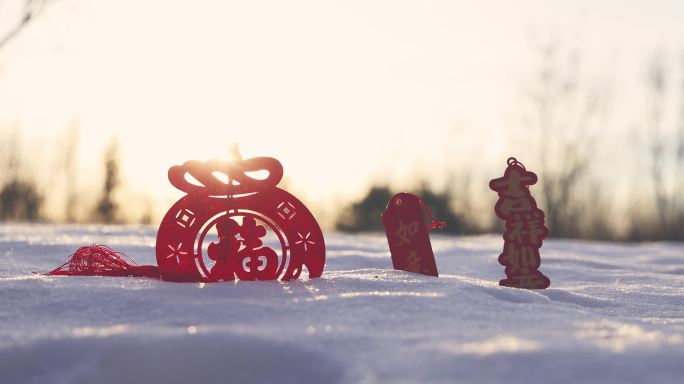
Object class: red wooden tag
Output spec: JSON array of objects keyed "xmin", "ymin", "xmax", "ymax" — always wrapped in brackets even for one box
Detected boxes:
[{"xmin": 382, "ymin": 193, "xmax": 444, "ymax": 277}]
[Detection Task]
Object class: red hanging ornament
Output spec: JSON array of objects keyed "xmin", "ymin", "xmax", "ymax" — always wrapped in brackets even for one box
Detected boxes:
[
  {"xmin": 44, "ymin": 149, "xmax": 324, "ymax": 283},
  {"xmin": 382, "ymin": 193, "xmax": 446, "ymax": 277},
  {"xmin": 155, "ymin": 148, "xmax": 325, "ymax": 282},
  {"xmin": 489, "ymin": 157, "xmax": 550, "ymax": 289}
]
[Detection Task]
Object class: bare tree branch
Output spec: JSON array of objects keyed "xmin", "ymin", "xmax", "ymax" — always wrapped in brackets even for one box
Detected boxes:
[{"xmin": 0, "ymin": 0, "xmax": 53, "ymax": 51}]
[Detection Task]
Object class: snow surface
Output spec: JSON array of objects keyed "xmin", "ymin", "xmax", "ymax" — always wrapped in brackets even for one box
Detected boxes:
[{"xmin": 1, "ymin": 224, "xmax": 683, "ymax": 384}]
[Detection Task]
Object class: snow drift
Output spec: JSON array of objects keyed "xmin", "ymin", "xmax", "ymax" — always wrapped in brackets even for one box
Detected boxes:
[{"xmin": 1, "ymin": 225, "xmax": 683, "ymax": 383}]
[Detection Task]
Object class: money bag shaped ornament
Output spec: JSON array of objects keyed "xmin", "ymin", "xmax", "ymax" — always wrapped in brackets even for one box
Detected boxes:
[
  {"xmin": 156, "ymin": 149, "xmax": 325, "ymax": 282},
  {"xmin": 489, "ymin": 157, "xmax": 550, "ymax": 289},
  {"xmin": 382, "ymin": 193, "xmax": 446, "ymax": 276}
]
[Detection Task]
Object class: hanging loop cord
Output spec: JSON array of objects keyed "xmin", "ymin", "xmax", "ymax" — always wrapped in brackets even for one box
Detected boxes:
[
  {"xmin": 506, "ymin": 156, "xmax": 532, "ymax": 191},
  {"xmin": 418, "ymin": 197, "xmax": 447, "ymax": 231},
  {"xmin": 507, "ymin": 156, "xmax": 526, "ymax": 170}
]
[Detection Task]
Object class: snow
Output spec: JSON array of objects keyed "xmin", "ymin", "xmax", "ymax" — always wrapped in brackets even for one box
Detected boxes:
[{"xmin": 1, "ymin": 224, "xmax": 683, "ymax": 384}]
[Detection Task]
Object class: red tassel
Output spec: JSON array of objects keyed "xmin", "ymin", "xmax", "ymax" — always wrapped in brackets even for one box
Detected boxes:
[
  {"xmin": 382, "ymin": 193, "xmax": 444, "ymax": 277},
  {"xmin": 46, "ymin": 245, "xmax": 160, "ymax": 278}
]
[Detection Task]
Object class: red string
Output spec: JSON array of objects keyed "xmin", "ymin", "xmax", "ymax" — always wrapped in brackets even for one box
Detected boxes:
[
  {"xmin": 46, "ymin": 245, "xmax": 159, "ymax": 278},
  {"xmin": 418, "ymin": 197, "xmax": 447, "ymax": 231},
  {"xmin": 507, "ymin": 156, "xmax": 526, "ymax": 171}
]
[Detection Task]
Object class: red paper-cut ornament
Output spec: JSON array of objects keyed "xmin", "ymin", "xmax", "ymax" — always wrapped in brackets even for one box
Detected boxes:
[
  {"xmin": 489, "ymin": 157, "xmax": 550, "ymax": 289},
  {"xmin": 155, "ymin": 148, "xmax": 325, "ymax": 282},
  {"xmin": 382, "ymin": 193, "xmax": 446, "ymax": 276}
]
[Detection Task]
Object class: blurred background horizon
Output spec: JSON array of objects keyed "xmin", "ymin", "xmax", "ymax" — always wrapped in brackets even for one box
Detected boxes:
[{"xmin": 1, "ymin": 0, "xmax": 683, "ymax": 241}]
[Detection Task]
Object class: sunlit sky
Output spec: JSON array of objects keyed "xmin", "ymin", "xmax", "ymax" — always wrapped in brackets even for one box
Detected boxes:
[{"xmin": 1, "ymin": 0, "xmax": 683, "ymax": 224}]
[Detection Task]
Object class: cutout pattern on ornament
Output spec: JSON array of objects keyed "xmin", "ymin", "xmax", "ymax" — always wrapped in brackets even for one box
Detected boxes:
[
  {"xmin": 156, "ymin": 153, "xmax": 325, "ymax": 282},
  {"xmin": 489, "ymin": 157, "xmax": 550, "ymax": 289}
]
